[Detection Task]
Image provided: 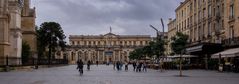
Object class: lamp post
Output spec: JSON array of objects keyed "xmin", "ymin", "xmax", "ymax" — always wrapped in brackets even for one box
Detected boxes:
[
  {"xmin": 149, "ymin": 25, "xmax": 160, "ymax": 38},
  {"xmin": 149, "ymin": 18, "xmax": 165, "ymax": 72},
  {"xmin": 149, "ymin": 24, "xmax": 163, "ymax": 72}
]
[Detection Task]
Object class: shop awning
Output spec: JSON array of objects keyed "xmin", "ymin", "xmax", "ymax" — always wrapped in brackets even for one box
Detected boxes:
[
  {"xmin": 211, "ymin": 47, "xmax": 239, "ymax": 58},
  {"xmin": 186, "ymin": 43, "xmax": 223, "ymax": 55},
  {"xmin": 167, "ymin": 55, "xmax": 197, "ymax": 58}
]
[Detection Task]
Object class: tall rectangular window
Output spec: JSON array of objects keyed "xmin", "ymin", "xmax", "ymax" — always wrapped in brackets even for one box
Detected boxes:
[
  {"xmin": 208, "ymin": 22, "xmax": 211, "ymax": 36},
  {"xmin": 198, "ymin": 11, "xmax": 201, "ymax": 21},
  {"xmin": 208, "ymin": 5, "xmax": 211, "ymax": 17},
  {"xmin": 194, "ymin": 28, "xmax": 197, "ymax": 41},
  {"xmin": 230, "ymin": 4, "xmax": 234, "ymax": 18},
  {"xmin": 194, "ymin": 0, "xmax": 197, "ymax": 11},
  {"xmin": 229, "ymin": 26, "xmax": 234, "ymax": 38}
]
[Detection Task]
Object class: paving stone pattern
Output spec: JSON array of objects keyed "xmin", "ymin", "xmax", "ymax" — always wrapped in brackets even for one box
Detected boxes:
[{"xmin": 0, "ymin": 65, "xmax": 239, "ymax": 84}]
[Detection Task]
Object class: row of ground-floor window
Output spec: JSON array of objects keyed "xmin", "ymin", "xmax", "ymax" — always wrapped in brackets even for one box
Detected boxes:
[
  {"xmin": 182, "ymin": 43, "xmax": 239, "ymax": 72},
  {"xmin": 67, "ymin": 50, "xmax": 131, "ymax": 64},
  {"xmin": 158, "ymin": 56, "xmax": 239, "ymax": 73}
]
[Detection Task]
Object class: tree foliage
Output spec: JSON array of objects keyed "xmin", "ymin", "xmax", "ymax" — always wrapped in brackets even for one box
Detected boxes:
[
  {"xmin": 129, "ymin": 38, "xmax": 166, "ymax": 60},
  {"xmin": 36, "ymin": 22, "xmax": 66, "ymax": 58},
  {"xmin": 153, "ymin": 37, "xmax": 166, "ymax": 58},
  {"xmin": 171, "ymin": 32, "xmax": 189, "ymax": 54}
]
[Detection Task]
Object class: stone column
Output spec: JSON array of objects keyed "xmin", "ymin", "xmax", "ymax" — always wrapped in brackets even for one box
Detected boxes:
[
  {"xmin": 127, "ymin": 51, "xmax": 129, "ymax": 62},
  {"xmin": 0, "ymin": 0, "xmax": 10, "ymax": 65},
  {"xmin": 8, "ymin": 1, "xmax": 22, "ymax": 58},
  {"xmin": 103, "ymin": 51, "xmax": 105, "ymax": 62},
  {"xmin": 106, "ymin": 51, "xmax": 109, "ymax": 63},
  {"xmin": 122, "ymin": 51, "xmax": 125, "ymax": 62},
  {"xmin": 88, "ymin": 51, "xmax": 90, "ymax": 61},
  {"xmin": 118, "ymin": 51, "xmax": 121, "ymax": 61},
  {"xmin": 113, "ymin": 51, "xmax": 115, "ymax": 62},
  {"xmin": 97, "ymin": 51, "xmax": 99, "ymax": 61}
]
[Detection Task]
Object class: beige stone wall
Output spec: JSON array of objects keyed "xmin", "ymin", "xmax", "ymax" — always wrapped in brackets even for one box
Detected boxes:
[
  {"xmin": 167, "ymin": 19, "xmax": 176, "ymax": 55},
  {"xmin": 224, "ymin": 0, "xmax": 239, "ymax": 39},
  {"xmin": 21, "ymin": 0, "xmax": 37, "ymax": 57},
  {"xmin": 8, "ymin": 0, "xmax": 22, "ymax": 59},
  {"xmin": 173, "ymin": 0, "xmax": 227, "ymax": 45},
  {"xmin": 0, "ymin": 0, "xmax": 36, "ymax": 65},
  {"xmin": 68, "ymin": 33, "xmax": 151, "ymax": 64},
  {"xmin": 0, "ymin": 0, "xmax": 10, "ymax": 64}
]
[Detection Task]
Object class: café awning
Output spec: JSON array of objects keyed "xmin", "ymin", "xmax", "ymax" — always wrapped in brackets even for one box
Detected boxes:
[
  {"xmin": 167, "ymin": 55, "xmax": 197, "ymax": 58},
  {"xmin": 211, "ymin": 47, "xmax": 239, "ymax": 58},
  {"xmin": 186, "ymin": 43, "xmax": 223, "ymax": 55}
]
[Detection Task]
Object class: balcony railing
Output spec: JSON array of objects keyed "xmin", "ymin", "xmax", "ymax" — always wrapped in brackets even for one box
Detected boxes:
[{"xmin": 222, "ymin": 36, "xmax": 239, "ymax": 47}]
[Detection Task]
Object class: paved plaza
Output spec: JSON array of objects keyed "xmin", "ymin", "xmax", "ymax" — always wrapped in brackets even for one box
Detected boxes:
[{"xmin": 0, "ymin": 65, "xmax": 239, "ymax": 84}]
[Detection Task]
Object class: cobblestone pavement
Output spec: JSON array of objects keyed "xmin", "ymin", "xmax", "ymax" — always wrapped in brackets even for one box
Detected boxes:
[{"xmin": 0, "ymin": 65, "xmax": 239, "ymax": 84}]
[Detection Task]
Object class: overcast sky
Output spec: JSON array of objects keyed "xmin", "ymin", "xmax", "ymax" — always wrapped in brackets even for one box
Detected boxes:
[{"xmin": 31, "ymin": 0, "xmax": 183, "ymax": 41}]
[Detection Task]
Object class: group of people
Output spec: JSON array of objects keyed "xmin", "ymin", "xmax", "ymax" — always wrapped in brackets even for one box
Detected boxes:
[
  {"xmin": 132, "ymin": 61, "xmax": 147, "ymax": 72},
  {"xmin": 76, "ymin": 60, "xmax": 148, "ymax": 75},
  {"xmin": 76, "ymin": 60, "xmax": 92, "ymax": 75},
  {"xmin": 114, "ymin": 61, "xmax": 129, "ymax": 71}
]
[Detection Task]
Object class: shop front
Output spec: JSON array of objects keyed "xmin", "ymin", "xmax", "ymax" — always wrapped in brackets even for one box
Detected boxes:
[
  {"xmin": 211, "ymin": 47, "xmax": 239, "ymax": 72},
  {"xmin": 186, "ymin": 43, "xmax": 223, "ymax": 69}
]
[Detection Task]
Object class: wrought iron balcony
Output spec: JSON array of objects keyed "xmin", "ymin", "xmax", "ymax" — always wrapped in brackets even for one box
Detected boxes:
[{"xmin": 222, "ymin": 36, "xmax": 239, "ymax": 47}]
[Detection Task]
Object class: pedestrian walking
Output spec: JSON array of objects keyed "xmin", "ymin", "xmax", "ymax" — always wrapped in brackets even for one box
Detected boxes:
[
  {"xmin": 136, "ymin": 61, "xmax": 142, "ymax": 72},
  {"xmin": 120, "ymin": 61, "xmax": 123, "ymax": 70},
  {"xmin": 76, "ymin": 59, "xmax": 84, "ymax": 75},
  {"xmin": 125, "ymin": 61, "xmax": 128, "ymax": 71},
  {"xmin": 142, "ymin": 62, "xmax": 147, "ymax": 72},
  {"xmin": 113, "ymin": 61, "xmax": 116, "ymax": 70},
  {"xmin": 87, "ymin": 60, "xmax": 91, "ymax": 71},
  {"xmin": 133, "ymin": 61, "xmax": 136, "ymax": 71},
  {"xmin": 116, "ymin": 61, "xmax": 120, "ymax": 71},
  {"xmin": 96, "ymin": 61, "xmax": 99, "ymax": 66}
]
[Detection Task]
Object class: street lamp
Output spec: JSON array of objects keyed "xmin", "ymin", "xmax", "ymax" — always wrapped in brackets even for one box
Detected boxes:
[
  {"xmin": 149, "ymin": 25, "xmax": 160, "ymax": 38},
  {"xmin": 149, "ymin": 24, "xmax": 163, "ymax": 72},
  {"xmin": 149, "ymin": 18, "xmax": 165, "ymax": 72}
]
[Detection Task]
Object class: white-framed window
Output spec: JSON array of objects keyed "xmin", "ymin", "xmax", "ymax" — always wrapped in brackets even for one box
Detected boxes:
[
  {"xmin": 208, "ymin": 22, "xmax": 211, "ymax": 36},
  {"xmin": 229, "ymin": 26, "xmax": 234, "ymax": 38},
  {"xmin": 230, "ymin": 3, "xmax": 234, "ymax": 18},
  {"xmin": 208, "ymin": 5, "xmax": 211, "ymax": 17}
]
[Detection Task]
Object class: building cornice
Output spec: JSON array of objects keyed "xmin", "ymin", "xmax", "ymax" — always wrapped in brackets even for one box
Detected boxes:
[{"xmin": 175, "ymin": 0, "xmax": 190, "ymax": 12}]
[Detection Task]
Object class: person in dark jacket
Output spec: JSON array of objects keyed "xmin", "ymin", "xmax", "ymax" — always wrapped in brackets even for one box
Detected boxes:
[
  {"xmin": 87, "ymin": 60, "xmax": 91, "ymax": 70},
  {"xmin": 77, "ymin": 59, "xmax": 84, "ymax": 75},
  {"xmin": 133, "ymin": 61, "xmax": 137, "ymax": 71}
]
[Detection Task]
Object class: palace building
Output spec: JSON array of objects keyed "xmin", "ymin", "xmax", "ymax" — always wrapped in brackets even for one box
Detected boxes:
[{"xmin": 66, "ymin": 31, "xmax": 151, "ymax": 64}]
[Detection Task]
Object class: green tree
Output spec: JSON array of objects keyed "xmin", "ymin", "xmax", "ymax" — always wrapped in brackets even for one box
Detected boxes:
[
  {"xmin": 171, "ymin": 32, "xmax": 188, "ymax": 76},
  {"xmin": 149, "ymin": 37, "xmax": 166, "ymax": 60},
  {"xmin": 171, "ymin": 32, "xmax": 189, "ymax": 54},
  {"xmin": 36, "ymin": 22, "xmax": 66, "ymax": 59},
  {"xmin": 129, "ymin": 48, "xmax": 144, "ymax": 60},
  {"xmin": 21, "ymin": 41, "xmax": 31, "ymax": 64}
]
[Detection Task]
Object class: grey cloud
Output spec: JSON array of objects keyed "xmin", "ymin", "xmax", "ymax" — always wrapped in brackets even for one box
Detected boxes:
[{"xmin": 31, "ymin": 0, "xmax": 183, "ymax": 42}]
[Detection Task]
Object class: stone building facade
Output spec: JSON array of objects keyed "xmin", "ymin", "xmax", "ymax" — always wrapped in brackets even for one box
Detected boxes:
[
  {"xmin": 223, "ymin": 0, "xmax": 239, "ymax": 48},
  {"xmin": 0, "ymin": 0, "xmax": 36, "ymax": 65},
  {"xmin": 21, "ymin": 0, "xmax": 37, "ymax": 57},
  {"xmin": 67, "ymin": 32, "xmax": 151, "ymax": 64},
  {"xmin": 167, "ymin": 0, "xmax": 239, "ymax": 69},
  {"xmin": 167, "ymin": 18, "xmax": 176, "ymax": 55}
]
